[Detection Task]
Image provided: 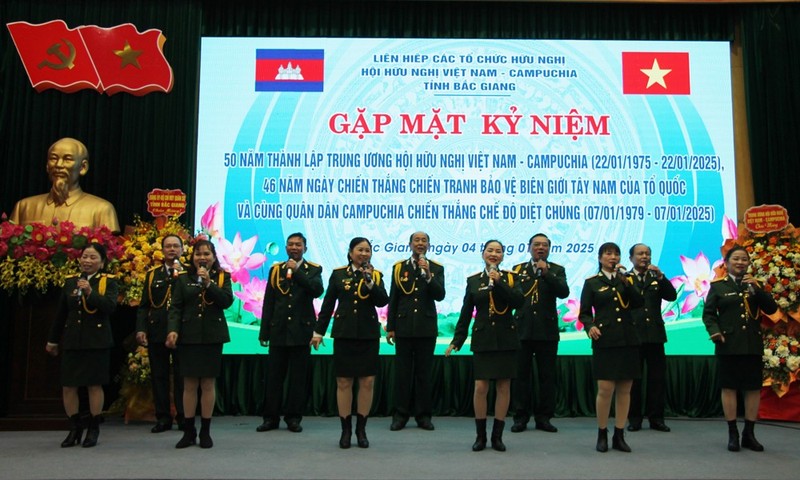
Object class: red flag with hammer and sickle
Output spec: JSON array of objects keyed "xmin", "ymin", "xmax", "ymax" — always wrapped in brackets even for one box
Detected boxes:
[{"xmin": 7, "ymin": 20, "xmax": 101, "ymax": 93}]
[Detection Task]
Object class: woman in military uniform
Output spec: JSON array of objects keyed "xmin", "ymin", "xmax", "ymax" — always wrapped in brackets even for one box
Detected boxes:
[
  {"xmin": 445, "ymin": 240, "xmax": 524, "ymax": 452},
  {"xmin": 579, "ymin": 242, "xmax": 643, "ymax": 453},
  {"xmin": 311, "ymin": 237, "xmax": 389, "ymax": 449},
  {"xmin": 703, "ymin": 245, "xmax": 777, "ymax": 452},
  {"xmin": 166, "ymin": 240, "xmax": 233, "ymax": 449},
  {"xmin": 46, "ymin": 243, "xmax": 118, "ymax": 448}
]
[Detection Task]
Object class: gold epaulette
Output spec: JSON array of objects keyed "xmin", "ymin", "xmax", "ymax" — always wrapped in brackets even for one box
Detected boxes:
[
  {"xmin": 177, "ymin": 270, "xmax": 187, "ymax": 275},
  {"xmin": 147, "ymin": 265, "xmax": 161, "ymax": 273},
  {"xmin": 102, "ymin": 273, "xmax": 116, "ymax": 278},
  {"xmin": 333, "ymin": 265, "xmax": 349, "ymax": 271},
  {"xmin": 66, "ymin": 273, "xmax": 80, "ymax": 278},
  {"xmin": 305, "ymin": 260, "xmax": 321, "ymax": 268},
  {"xmin": 393, "ymin": 260, "xmax": 405, "ymax": 267}
]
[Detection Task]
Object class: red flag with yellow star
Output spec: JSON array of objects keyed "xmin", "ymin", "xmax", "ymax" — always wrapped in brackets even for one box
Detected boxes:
[
  {"xmin": 621, "ymin": 52, "xmax": 690, "ymax": 95},
  {"xmin": 6, "ymin": 20, "xmax": 101, "ymax": 93},
  {"xmin": 78, "ymin": 23, "xmax": 174, "ymax": 96}
]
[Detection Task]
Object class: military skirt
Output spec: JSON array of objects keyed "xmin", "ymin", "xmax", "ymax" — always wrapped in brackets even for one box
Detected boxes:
[
  {"xmin": 61, "ymin": 349, "xmax": 110, "ymax": 386},
  {"xmin": 717, "ymin": 354, "xmax": 762, "ymax": 390},
  {"xmin": 473, "ymin": 350, "xmax": 517, "ymax": 380},
  {"xmin": 333, "ymin": 338, "xmax": 379, "ymax": 377},
  {"xmin": 592, "ymin": 346, "xmax": 641, "ymax": 381},
  {"xmin": 176, "ymin": 343, "xmax": 223, "ymax": 378}
]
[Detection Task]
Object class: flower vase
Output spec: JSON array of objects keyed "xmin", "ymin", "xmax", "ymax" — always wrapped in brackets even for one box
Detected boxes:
[
  {"xmin": 759, "ymin": 383, "xmax": 800, "ymax": 422},
  {"xmin": 121, "ymin": 382, "xmax": 156, "ymax": 424}
]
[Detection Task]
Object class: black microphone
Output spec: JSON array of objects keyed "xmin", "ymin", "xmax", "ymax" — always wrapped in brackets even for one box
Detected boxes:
[
  {"xmin": 533, "ymin": 257, "xmax": 543, "ymax": 277},
  {"xmin": 361, "ymin": 261, "xmax": 370, "ymax": 282},
  {"xmin": 77, "ymin": 272, "xmax": 88, "ymax": 298},
  {"xmin": 419, "ymin": 254, "xmax": 427, "ymax": 278},
  {"xmin": 198, "ymin": 261, "xmax": 207, "ymax": 285}
]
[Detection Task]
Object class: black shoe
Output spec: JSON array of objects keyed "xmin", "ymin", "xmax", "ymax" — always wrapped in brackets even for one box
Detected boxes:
[
  {"xmin": 390, "ymin": 416, "xmax": 408, "ymax": 431},
  {"xmin": 199, "ymin": 418, "xmax": 213, "ymax": 449},
  {"xmin": 612, "ymin": 427, "xmax": 632, "ymax": 452},
  {"xmin": 510, "ymin": 421, "xmax": 527, "ymax": 433},
  {"xmin": 742, "ymin": 420, "xmax": 764, "ymax": 452},
  {"xmin": 490, "ymin": 419, "xmax": 506, "ymax": 452},
  {"xmin": 472, "ymin": 419, "xmax": 487, "ymax": 452},
  {"xmin": 416, "ymin": 418, "xmax": 435, "ymax": 431},
  {"xmin": 596, "ymin": 428, "xmax": 608, "ymax": 453},
  {"xmin": 535, "ymin": 421, "xmax": 558, "ymax": 433},
  {"xmin": 81, "ymin": 415, "xmax": 101, "ymax": 448},
  {"xmin": 286, "ymin": 421, "xmax": 303, "ymax": 433},
  {"xmin": 650, "ymin": 421, "xmax": 671, "ymax": 432},
  {"xmin": 339, "ymin": 416, "xmax": 352, "ymax": 449},
  {"xmin": 176, "ymin": 418, "xmax": 197, "ymax": 448},
  {"xmin": 151, "ymin": 422, "xmax": 172, "ymax": 433},
  {"xmin": 727, "ymin": 420, "xmax": 740, "ymax": 452},
  {"xmin": 256, "ymin": 419, "xmax": 280, "ymax": 432},
  {"xmin": 355, "ymin": 414, "xmax": 369, "ymax": 448},
  {"xmin": 61, "ymin": 414, "xmax": 83, "ymax": 448},
  {"xmin": 627, "ymin": 422, "xmax": 642, "ymax": 432}
]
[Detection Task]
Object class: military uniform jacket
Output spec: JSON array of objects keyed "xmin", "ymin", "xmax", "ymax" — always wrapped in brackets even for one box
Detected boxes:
[
  {"xmin": 386, "ymin": 258, "xmax": 446, "ymax": 338},
  {"xmin": 630, "ymin": 271, "xmax": 677, "ymax": 344},
  {"xmin": 579, "ymin": 273, "xmax": 644, "ymax": 349},
  {"xmin": 702, "ymin": 277, "xmax": 778, "ymax": 356},
  {"xmin": 512, "ymin": 261, "xmax": 569, "ymax": 341},
  {"xmin": 259, "ymin": 260, "xmax": 324, "ymax": 346},
  {"xmin": 136, "ymin": 266, "xmax": 182, "ymax": 343},
  {"xmin": 167, "ymin": 270, "xmax": 234, "ymax": 344},
  {"xmin": 451, "ymin": 270, "xmax": 524, "ymax": 353},
  {"xmin": 48, "ymin": 274, "xmax": 118, "ymax": 350},
  {"xmin": 314, "ymin": 266, "xmax": 389, "ymax": 340}
]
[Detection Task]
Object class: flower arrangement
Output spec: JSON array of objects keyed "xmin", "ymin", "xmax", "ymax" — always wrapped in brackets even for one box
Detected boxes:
[
  {"xmin": 120, "ymin": 345, "xmax": 152, "ymax": 385},
  {"xmin": 740, "ymin": 226, "xmax": 800, "ymax": 315},
  {"xmin": 117, "ymin": 215, "xmax": 195, "ymax": 306},
  {"xmin": 762, "ymin": 323, "xmax": 800, "ymax": 395},
  {"xmin": 0, "ymin": 218, "xmax": 123, "ymax": 295}
]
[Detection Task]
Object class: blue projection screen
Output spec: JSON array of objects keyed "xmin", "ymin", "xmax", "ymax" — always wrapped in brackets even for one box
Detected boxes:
[{"xmin": 194, "ymin": 38, "xmax": 735, "ymax": 355}]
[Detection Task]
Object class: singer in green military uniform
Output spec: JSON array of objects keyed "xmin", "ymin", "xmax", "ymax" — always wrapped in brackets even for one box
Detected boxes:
[
  {"xmin": 386, "ymin": 231, "xmax": 446, "ymax": 431},
  {"xmin": 446, "ymin": 240, "xmax": 524, "ymax": 453},
  {"xmin": 135, "ymin": 234, "xmax": 186, "ymax": 433},
  {"xmin": 46, "ymin": 243, "xmax": 118, "ymax": 448},
  {"xmin": 311, "ymin": 237, "xmax": 389, "ymax": 449},
  {"xmin": 257, "ymin": 233, "xmax": 324, "ymax": 433},
  {"xmin": 510, "ymin": 233, "xmax": 569, "ymax": 434},
  {"xmin": 167, "ymin": 240, "xmax": 233, "ymax": 450},
  {"xmin": 703, "ymin": 245, "xmax": 778, "ymax": 452}
]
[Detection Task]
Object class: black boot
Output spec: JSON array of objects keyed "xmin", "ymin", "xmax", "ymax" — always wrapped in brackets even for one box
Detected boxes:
[
  {"xmin": 339, "ymin": 416, "xmax": 352, "ymax": 449},
  {"xmin": 472, "ymin": 419, "xmax": 487, "ymax": 451},
  {"xmin": 596, "ymin": 428, "xmax": 608, "ymax": 452},
  {"xmin": 612, "ymin": 427, "xmax": 631, "ymax": 452},
  {"xmin": 176, "ymin": 417, "xmax": 197, "ymax": 448},
  {"xmin": 727, "ymin": 420, "xmax": 740, "ymax": 452},
  {"xmin": 355, "ymin": 414, "xmax": 369, "ymax": 448},
  {"xmin": 491, "ymin": 419, "xmax": 506, "ymax": 452},
  {"xmin": 199, "ymin": 417, "xmax": 213, "ymax": 449},
  {"xmin": 741, "ymin": 420, "xmax": 764, "ymax": 452},
  {"xmin": 81, "ymin": 415, "xmax": 101, "ymax": 448},
  {"xmin": 61, "ymin": 414, "xmax": 83, "ymax": 448}
]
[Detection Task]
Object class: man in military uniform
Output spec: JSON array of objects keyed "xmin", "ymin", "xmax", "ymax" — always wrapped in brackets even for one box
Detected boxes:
[
  {"xmin": 257, "ymin": 233, "xmax": 324, "ymax": 433},
  {"xmin": 386, "ymin": 231, "xmax": 446, "ymax": 431},
  {"xmin": 626, "ymin": 243, "xmax": 677, "ymax": 433},
  {"xmin": 136, "ymin": 234, "xmax": 186, "ymax": 432},
  {"xmin": 510, "ymin": 233, "xmax": 570, "ymax": 433}
]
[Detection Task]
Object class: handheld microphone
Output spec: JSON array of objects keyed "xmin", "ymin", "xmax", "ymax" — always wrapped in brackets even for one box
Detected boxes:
[
  {"xmin": 198, "ymin": 261, "xmax": 207, "ymax": 285},
  {"xmin": 614, "ymin": 264, "xmax": 627, "ymax": 277},
  {"xmin": 747, "ymin": 280, "xmax": 756, "ymax": 296},
  {"xmin": 419, "ymin": 254, "xmax": 427, "ymax": 278},
  {"xmin": 361, "ymin": 261, "xmax": 370, "ymax": 282},
  {"xmin": 286, "ymin": 263, "xmax": 293, "ymax": 280},
  {"xmin": 533, "ymin": 256, "xmax": 543, "ymax": 277},
  {"xmin": 172, "ymin": 258, "xmax": 180, "ymax": 278},
  {"xmin": 77, "ymin": 272, "xmax": 88, "ymax": 298},
  {"xmin": 488, "ymin": 264, "xmax": 497, "ymax": 288}
]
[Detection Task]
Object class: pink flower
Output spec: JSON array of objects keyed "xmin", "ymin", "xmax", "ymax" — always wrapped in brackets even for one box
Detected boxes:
[
  {"xmin": 562, "ymin": 298, "xmax": 584, "ymax": 331},
  {"xmin": 376, "ymin": 305, "xmax": 388, "ymax": 331},
  {"xmin": 200, "ymin": 202, "xmax": 223, "ymax": 240},
  {"xmin": 672, "ymin": 251, "xmax": 714, "ymax": 313},
  {"xmin": 216, "ymin": 232, "xmax": 267, "ymax": 284},
  {"xmin": 234, "ymin": 277, "xmax": 267, "ymax": 320},
  {"xmin": 721, "ymin": 215, "xmax": 738, "ymax": 244}
]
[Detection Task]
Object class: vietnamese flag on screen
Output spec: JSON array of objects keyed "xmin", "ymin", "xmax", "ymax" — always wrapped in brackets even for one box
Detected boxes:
[
  {"xmin": 255, "ymin": 49, "xmax": 324, "ymax": 92},
  {"xmin": 79, "ymin": 23, "xmax": 174, "ymax": 96},
  {"xmin": 622, "ymin": 52, "xmax": 690, "ymax": 95},
  {"xmin": 7, "ymin": 20, "xmax": 101, "ymax": 93}
]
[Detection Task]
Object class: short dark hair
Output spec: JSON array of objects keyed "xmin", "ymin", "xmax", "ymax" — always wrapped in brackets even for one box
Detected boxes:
[
  {"xmin": 725, "ymin": 244, "xmax": 748, "ymax": 262},
  {"xmin": 287, "ymin": 232, "xmax": 307, "ymax": 246},
  {"xmin": 628, "ymin": 243, "xmax": 649, "ymax": 257},
  {"xmin": 528, "ymin": 233, "xmax": 550, "ymax": 246},
  {"xmin": 409, "ymin": 231, "xmax": 430, "ymax": 243}
]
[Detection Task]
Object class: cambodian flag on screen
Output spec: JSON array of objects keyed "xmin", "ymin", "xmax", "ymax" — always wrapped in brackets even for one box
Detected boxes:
[{"xmin": 255, "ymin": 49, "xmax": 324, "ymax": 92}]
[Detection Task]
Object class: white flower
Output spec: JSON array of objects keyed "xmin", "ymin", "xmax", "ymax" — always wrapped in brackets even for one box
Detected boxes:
[
  {"xmin": 776, "ymin": 344, "xmax": 790, "ymax": 357},
  {"xmin": 787, "ymin": 356, "xmax": 800, "ymax": 372},
  {"xmin": 769, "ymin": 356, "xmax": 781, "ymax": 367},
  {"xmin": 778, "ymin": 297, "xmax": 791, "ymax": 308}
]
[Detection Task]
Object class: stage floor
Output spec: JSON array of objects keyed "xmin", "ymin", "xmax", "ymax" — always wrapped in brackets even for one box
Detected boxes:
[{"xmin": 3, "ymin": 416, "xmax": 798, "ymax": 480}]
